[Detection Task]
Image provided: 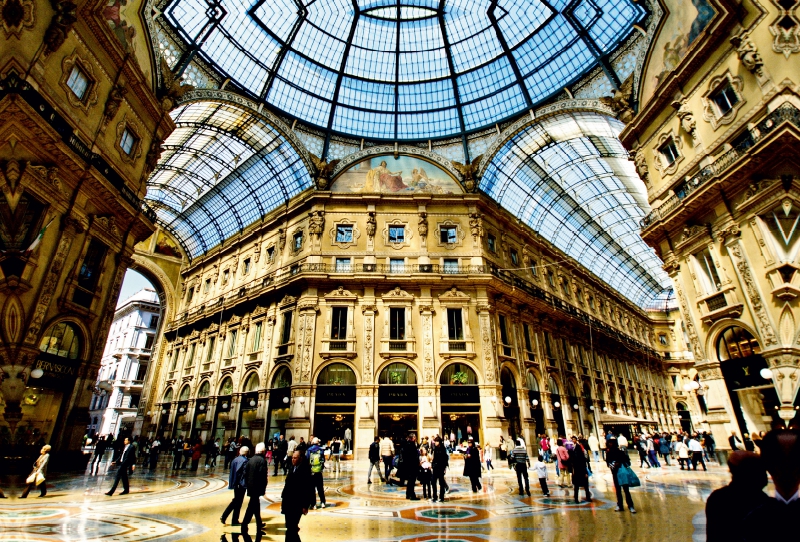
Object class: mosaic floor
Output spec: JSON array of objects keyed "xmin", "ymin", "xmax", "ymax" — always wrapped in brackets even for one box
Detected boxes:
[{"xmin": 0, "ymin": 455, "xmax": 726, "ymax": 541}]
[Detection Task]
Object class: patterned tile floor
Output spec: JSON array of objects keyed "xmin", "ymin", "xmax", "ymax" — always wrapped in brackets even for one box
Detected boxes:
[{"xmin": 0, "ymin": 456, "xmax": 725, "ymax": 541}]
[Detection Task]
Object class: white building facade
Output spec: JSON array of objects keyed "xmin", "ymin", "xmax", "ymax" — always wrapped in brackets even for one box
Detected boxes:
[{"xmin": 89, "ymin": 289, "xmax": 161, "ymax": 438}]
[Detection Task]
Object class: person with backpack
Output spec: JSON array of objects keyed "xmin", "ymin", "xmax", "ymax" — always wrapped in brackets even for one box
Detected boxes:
[
  {"xmin": 367, "ymin": 436, "xmax": 384, "ymax": 483},
  {"xmin": 221, "ymin": 446, "xmax": 249, "ymax": 526},
  {"xmin": 556, "ymin": 439, "xmax": 571, "ymax": 487},
  {"xmin": 306, "ymin": 437, "xmax": 327, "ymax": 509},
  {"xmin": 510, "ymin": 438, "xmax": 531, "ymax": 496},
  {"xmin": 431, "ymin": 436, "xmax": 449, "ymax": 502}
]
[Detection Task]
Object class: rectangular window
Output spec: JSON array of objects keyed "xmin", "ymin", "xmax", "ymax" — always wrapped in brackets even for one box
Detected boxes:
[
  {"xmin": 243, "ymin": 258, "xmax": 251, "ymax": 275},
  {"xmin": 206, "ymin": 337, "xmax": 215, "ymax": 361},
  {"xmin": 331, "ymin": 307, "xmax": 348, "ymax": 340},
  {"xmin": 222, "ymin": 269, "xmax": 229, "ymax": 284},
  {"xmin": 530, "ymin": 260, "xmax": 537, "ymax": 276},
  {"xmin": 510, "ymin": 249, "xmax": 518, "ymax": 265},
  {"xmin": 658, "ymin": 334, "xmax": 668, "ymax": 345},
  {"xmin": 523, "ymin": 324, "xmax": 533, "ymax": 352},
  {"xmin": 76, "ymin": 239, "xmax": 108, "ymax": 292},
  {"xmin": 447, "ymin": 308, "xmax": 464, "ymax": 340},
  {"xmin": 487, "ymin": 234, "xmax": 496, "ymax": 252},
  {"xmin": 335, "ymin": 257, "xmax": 351, "ymax": 272},
  {"xmin": 390, "ymin": 258, "xmax": 405, "ymax": 273},
  {"xmin": 186, "ymin": 344, "xmax": 196, "ymax": 367},
  {"xmin": 544, "ymin": 332, "xmax": 554, "ymax": 358},
  {"xmin": 694, "ymin": 248, "xmax": 722, "ymax": 293},
  {"xmin": 66, "ymin": 65, "xmax": 90, "ymax": 100},
  {"xmin": 659, "ymin": 139, "xmax": 679, "ymax": 166},
  {"xmin": 389, "ymin": 307, "xmax": 406, "ymax": 340},
  {"xmin": 187, "ymin": 286, "xmax": 194, "ymax": 304},
  {"xmin": 547, "ymin": 271, "xmax": 555, "ymax": 288},
  {"xmin": 336, "ymin": 225, "xmax": 353, "ymax": 243},
  {"xmin": 388, "ymin": 225, "xmax": 405, "ymax": 243},
  {"xmin": 498, "ymin": 315, "xmax": 510, "ymax": 345},
  {"xmin": 266, "ymin": 246, "xmax": 275, "ymax": 262},
  {"xmin": 170, "ymin": 350, "xmax": 179, "ymax": 371},
  {"xmin": 443, "ymin": 258, "xmax": 459, "ymax": 274},
  {"xmin": 227, "ymin": 330, "xmax": 238, "ymax": 358},
  {"xmin": 561, "ymin": 338, "xmax": 571, "ymax": 360},
  {"xmin": 252, "ymin": 322, "xmax": 263, "ymax": 352},
  {"xmin": 119, "ymin": 128, "xmax": 138, "ymax": 156},
  {"xmin": 280, "ymin": 312, "xmax": 293, "ymax": 344},
  {"xmin": 204, "ymin": 279, "xmax": 211, "ymax": 293},
  {"xmin": 293, "ymin": 232, "xmax": 303, "ymax": 251},
  {"xmin": 712, "ymin": 84, "xmax": 739, "ymax": 116},
  {"xmin": 144, "ymin": 334, "xmax": 155, "ymax": 349},
  {"xmin": 440, "ymin": 225, "xmax": 457, "ymax": 244},
  {"xmin": 149, "ymin": 315, "xmax": 159, "ymax": 329}
]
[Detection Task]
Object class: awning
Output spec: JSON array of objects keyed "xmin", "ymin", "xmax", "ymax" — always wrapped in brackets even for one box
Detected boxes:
[{"xmin": 599, "ymin": 413, "xmax": 653, "ymax": 425}]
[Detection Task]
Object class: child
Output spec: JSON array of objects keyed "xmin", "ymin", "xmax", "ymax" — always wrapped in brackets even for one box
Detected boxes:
[
  {"xmin": 533, "ymin": 457, "xmax": 550, "ymax": 497},
  {"xmin": 419, "ymin": 449, "xmax": 432, "ymax": 499}
]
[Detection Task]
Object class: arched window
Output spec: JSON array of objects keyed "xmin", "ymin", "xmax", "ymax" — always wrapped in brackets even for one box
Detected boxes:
[
  {"xmin": 500, "ymin": 367, "xmax": 516, "ymax": 388},
  {"xmin": 197, "ymin": 381, "xmax": 210, "ymax": 398},
  {"xmin": 242, "ymin": 372, "xmax": 260, "ymax": 392},
  {"xmin": 163, "ymin": 387, "xmax": 174, "ymax": 402},
  {"xmin": 676, "ymin": 402, "xmax": 688, "ymax": 411},
  {"xmin": 526, "ymin": 371, "xmax": 540, "ymax": 392},
  {"xmin": 548, "ymin": 375, "xmax": 560, "ymax": 396},
  {"xmin": 440, "ymin": 363, "xmax": 478, "ymax": 385},
  {"xmin": 271, "ymin": 366, "xmax": 292, "ymax": 388},
  {"xmin": 567, "ymin": 382, "xmax": 578, "ymax": 398},
  {"xmin": 178, "ymin": 385, "xmax": 191, "ymax": 401},
  {"xmin": 379, "ymin": 362, "xmax": 417, "ymax": 385},
  {"xmin": 717, "ymin": 326, "xmax": 761, "ymax": 361},
  {"xmin": 218, "ymin": 376, "xmax": 234, "ymax": 395},
  {"xmin": 39, "ymin": 322, "xmax": 81, "ymax": 359},
  {"xmin": 317, "ymin": 363, "xmax": 357, "ymax": 385}
]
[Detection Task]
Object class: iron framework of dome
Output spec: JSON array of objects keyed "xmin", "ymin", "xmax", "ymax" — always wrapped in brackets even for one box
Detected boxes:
[{"xmin": 163, "ymin": 0, "xmax": 645, "ymax": 145}]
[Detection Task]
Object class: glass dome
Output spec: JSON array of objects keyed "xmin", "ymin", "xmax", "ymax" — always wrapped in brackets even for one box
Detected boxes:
[{"xmin": 165, "ymin": 0, "xmax": 644, "ymax": 141}]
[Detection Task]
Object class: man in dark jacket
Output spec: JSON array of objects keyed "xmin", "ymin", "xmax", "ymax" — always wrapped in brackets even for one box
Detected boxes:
[
  {"xmin": 367, "ymin": 436, "xmax": 384, "ymax": 483},
  {"xmin": 221, "ymin": 446, "xmax": 249, "ymax": 526},
  {"xmin": 91, "ymin": 435, "xmax": 108, "ymax": 475},
  {"xmin": 706, "ymin": 451, "xmax": 770, "ymax": 542},
  {"xmin": 276, "ymin": 435, "xmax": 289, "ymax": 476},
  {"xmin": 605, "ymin": 437, "xmax": 635, "ymax": 513},
  {"xmin": 569, "ymin": 436, "xmax": 591, "ymax": 503},
  {"xmin": 281, "ymin": 450, "xmax": 314, "ymax": 542},
  {"xmin": 241, "ymin": 443, "xmax": 268, "ymax": 534},
  {"xmin": 106, "ymin": 438, "xmax": 136, "ymax": 496},
  {"xmin": 431, "ymin": 436, "xmax": 449, "ymax": 502},
  {"xmin": 401, "ymin": 434, "xmax": 420, "ymax": 500},
  {"xmin": 463, "ymin": 438, "xmax": 482, "ymax": 492}
]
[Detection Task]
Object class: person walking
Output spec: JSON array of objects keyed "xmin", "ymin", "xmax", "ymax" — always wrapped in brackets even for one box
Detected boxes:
[
  {"xmin": 636, "ymin": 435, "xmax": 651, "ymax": 468},
  {"xmin": 431, "ymin": 436, "xmax": 449, "ymax": 502},
  {"xmin": 556, "ymin": 439, "xmax": 571, "ymax": 488},
  {"xmin": 510, "ymin": 438, "xmax": 531, "ymax": 496},
  {"xmin": 281, "ymin": 450, "xmax": 314, "ymax": 542},
  {"xmin": 646, "ymin": 434, "xmax": 660, "ymax": 468},
  {"xmin": 729, "ymin": 431, "xmax": 743, "ymax": 451},
  {"xmin": 306, "ymin": 437, "xmax": 327, "ymax": 509},
  {"xmin": 569, "ymin": 436, "xmax": 591, "ymax": 503},
  {"xmin": 463, "ymin": 438, "xmax": 482, "ymax": 493},
  {"xmin": 367, "ymin": 436, "xmax": 384, "ymax": 483},
  {"xmin": 191, "ymin": 439, "xmax": 203, "ymax": 471},
  {"xmin": 149, "ymin": 437, "xmax": 161, "ymax": 471},
  {"xmin": 224, "ymin": 438, "xmax": 236, "ymax": 469},
  {"xmin": 172, "ymin": 437, "xmax": 184, "ymax": 470},
  {"xmin": 617, "ymin": 434, "xmax": 628, "ymax": 453},
  {"xmin": 676, "ymin": 437, "xmax": 690, "ymax": 469},
  {"xmin": 379, "ymin": 435, "xmax": 395, "ymax": 482},
  {"xmin": 20, "ymin": 445, "xmax": 51, "ymax": 498},
  {"xmin": 90, "ymin": 436, "xmax": 107, "ymax": 474},
  {"xmin": 330, "ymin": 437, "xmax": 341, "ymax": 474},
  {"xmin": 401, "ymin": 434, "xmax": 420, "ymax": 500},
  {"xmin": 419, "ymin": 448, "xmax": 432, "ymax": 499},
  {"xmin": 606, "ymin": 437, "xmax": 635, "ymax": 513},
  {"xmin": 241, "ymin": 443, "xmax": 268, "ymax": 535},
  {"xmin": 277, "ymin": 435, "xmax": 289, "ymax": 475},
  {"xmin": 221, "ymin": 446, "xmax": 249, "ymax": 526},
  {"xmin": 588, "ymin": 433, "xmax": 600, "ymax": 463},
  {"xmin": 658, "ymin": 434, "xmax": 671, "ymax": 466},
  {"xmin": 532, "ymin": 455, "xmax": 550, "ymax": 497},
  {"xmin": 688, "ymin": 435, "xmax": 707, "ymax": 471},
  {"xmin": 106, "ymin": 438, "xmax": 136, "ymax": 496},
  {"xmin": 484, "ymin": 442, "xmax": 494, "ymax": 471}
]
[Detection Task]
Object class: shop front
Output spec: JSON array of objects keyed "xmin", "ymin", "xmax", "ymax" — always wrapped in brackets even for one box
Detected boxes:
[
  {"xmin": 314, "ymin": 363, "xmax": 357, "ymax": 445},
  {"xmin": 238, "ymin": 391, "xmax": 260, "ymax": 440},
  {"xmin": 267, "ymin": 366, "xmax": 292, "ymax": 440},
  {"xmin": 548, "ymin": 375, "xmax": 567, "ymax": 437},
  {"xmin": 213, "ymin": 396, "xmax": 233, "ymax": 443},
  {"xmin": 378, "ymin": 362, "xmax": 419, "ymax": 440},
  {"xmin": 440, "ymin": 363, "xmax": 481, "ymax": 445},
  {"xmin": 501, "ymin": 367, "xmax": 521, "ymax": 439},
  {"xmin": 526, "ymin": 372, "xmax": 545, "ymax": 437}
]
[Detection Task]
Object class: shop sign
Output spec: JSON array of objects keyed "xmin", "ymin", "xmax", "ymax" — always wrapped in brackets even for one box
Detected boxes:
[
  {"xmin": 440, "ymin": 385, "xmax": 480, "ymax": 404},
  {"xmin": 378, "ymin": 386, "xmax": 418, "ymax": 404},
  {"xmin": 315, "ymin": 386, "xmax": 356, "ymax": 404},
  {"xmin": 33, "ymin": 353, "xmax": 82, "ymax": 389}
]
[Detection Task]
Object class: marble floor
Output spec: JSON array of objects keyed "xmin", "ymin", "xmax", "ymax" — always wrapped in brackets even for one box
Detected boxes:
[{"xmin": 0, "ymin": 455, "xmax": 724, "ymax": 542}]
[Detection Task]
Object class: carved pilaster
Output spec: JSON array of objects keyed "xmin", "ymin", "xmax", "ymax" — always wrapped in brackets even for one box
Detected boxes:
[
  {"xmin": 361, "ymin": 304, "xmax": 377, "ymax": 384},
  {"xmin": 297, "ymin": 301, "xmax": 319, "ymax": 383},
  {"xmin": 419, "ymin": 304, "xmax": 435, "ymax": 383},
  {"xmin": 726, "ymin": 240, "xmax": 778, "ymax": 346},
  {"xmin": 476, "ymin": 304, "xmax": 497, "ymax": 384}
]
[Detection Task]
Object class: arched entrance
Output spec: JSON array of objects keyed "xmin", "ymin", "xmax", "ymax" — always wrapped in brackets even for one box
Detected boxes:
[
  {"xmin": 717, "ymin": 326, "xmax": 782, "ymax": 435},
  {"xmin": 267, "ymin": 366, "xmax": 292, "ymax": 440},
  {"xmin": 500, "ymin": 367, "xmax": 521, "ymax": 439},
  {"xmin": 174, "ymin": 384, "xmax": 192, "ymax": 438},
  {"xmin": 192, "ymin": 380, "xmax": 211, "ymax": 441},
  {"xmin": 526, "ymin": 371, "xmax": 545, "ymax": 439},
  {"xmin": 440, "ymin": 363, "xmax": 480, "ymax": 445},
  {"xmin": 238, "ymin": 372, "xmax": 261, "ymax": 441},
  {"xmin": 548, "ymin": 375, "xmax": 566, "ymax": 437},
  {"xmin": 377, "ymin": 362, "xmax": 419, "ymax": 441},
  {"xmin": 212, "ymin": 377, "xmax": 234, "ymax": 443},
  {"xmin": 314, "ymin": 363, "xmax": 357, "ymax": 445}
]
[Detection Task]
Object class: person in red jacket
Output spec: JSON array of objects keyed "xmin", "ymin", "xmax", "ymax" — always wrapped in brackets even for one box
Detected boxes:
[{"xmin": 191, "ymin": 439, "xmax": 203, "ymax": 471}]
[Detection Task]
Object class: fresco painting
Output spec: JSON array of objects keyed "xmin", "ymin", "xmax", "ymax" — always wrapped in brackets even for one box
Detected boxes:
[{"xmin": 331, "ymin": 155, "xmax": 462, "ymax": 195}]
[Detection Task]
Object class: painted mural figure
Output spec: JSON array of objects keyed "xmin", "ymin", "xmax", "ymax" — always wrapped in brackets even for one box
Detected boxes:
[{"xmin": 366, "ymin": 161, "xmax": 407, "ymax": 192}]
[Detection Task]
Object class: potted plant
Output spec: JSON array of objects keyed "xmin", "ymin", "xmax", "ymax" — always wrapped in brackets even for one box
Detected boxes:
[
  {"xmin": 389, "ymin": 371, "xmax": 403, "ymax": 384},
  {"xmin": 329, "ymin": 377, "xmax": 344, "ymax": 385},
  {"xmin": 451, "ymin": 371, "xmax": 468, "ymax": 385}
]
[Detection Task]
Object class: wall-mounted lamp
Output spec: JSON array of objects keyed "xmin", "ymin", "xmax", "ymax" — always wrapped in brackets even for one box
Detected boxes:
[
  {"xmin": 161, "ymin": 409, "xmax": 167, "ymax": 415},
  {"xmin": 249, "ymin": 399, "xmax": 256, "ymax": 407},
  {"xmin": 199, "ymin": 404, "xmax": 206, "ymax": 411},
  {"xmin": 222, "ymin": 402, "xmax": 229, "ymax": 409},
  {"xmin": 179, "ymin": 407, "xmax": 185, "ymax": 413},
  {"xmin": 30, "ymin": 368, "xmax": 44, "ymax": 379},
  {"xmin": 283, "ymin": 396, "xmax": 290, "ymax": 404},
  {"xmin": 504, "ymin": 396, "xmax": 512, "ymax": 405},
  {"xmin": 589, "ymin": 405, "xmax": 595, "ymax": 411},
  {"xmin": 602, "ymin": 406, "xmax": 608, "ymax": 412},
  {"xmin": 553, "ymin": 401, "xmax": 561, "ymax": 409},
  {"xmin": 531, "ymin": 399, "xmax": 539, "ymax": 407},
  {"xmin": 760, "ymin": 368, "xmax": 773, "ymax": 380},
  {"xmin": 572, "ymin": 404, "xmax": 579, "ymax": 410}
]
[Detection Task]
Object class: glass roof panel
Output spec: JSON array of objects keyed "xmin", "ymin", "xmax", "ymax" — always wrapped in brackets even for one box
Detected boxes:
[
  {"xmin": 480, "ymin": 112, "xmax": 671, "ymax": 308},
  {"xmin": 144, "ymin": 101, "xmax": 313, "ymax": 259},
  {"xmin": 164, "ymin": 0, "xmax": 644, "ymax": 141}
]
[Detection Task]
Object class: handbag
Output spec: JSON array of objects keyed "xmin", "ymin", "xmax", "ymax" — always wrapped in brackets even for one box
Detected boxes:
[
  {"xmin": 26, "ymin": 470, "xmax": 45, "ymax": 486},
  {"xmin": 616, "ymin": 465, "xmax": 641, "ymax": 487}
]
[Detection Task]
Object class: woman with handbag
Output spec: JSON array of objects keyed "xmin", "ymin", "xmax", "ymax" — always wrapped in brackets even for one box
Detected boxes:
[
  {"xmin": 21, "ymin": 445, "xmax": 51, "ymax": 498},
  {"xmin": 605, "ymin": 438, "xmax": 636, "ymax": 513}
]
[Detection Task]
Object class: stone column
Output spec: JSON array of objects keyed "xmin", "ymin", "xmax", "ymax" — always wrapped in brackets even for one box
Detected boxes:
[
  {"xmin": 694, "ymin": 361, "xmax": 737, "ymax": 450},
  {"xmin": 418, "ymin": 302, "xmax": 436, "ymax": 385},
  {"xmin": 763, "ymin": 352, "xmax": 800, "ymax": 423}
]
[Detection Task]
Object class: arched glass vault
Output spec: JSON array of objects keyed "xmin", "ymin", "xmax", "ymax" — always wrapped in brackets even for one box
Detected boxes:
[
  {"xmin": 481, "ymin": 111, "xmax": 670, "ymax": 307},
  {"xmin": 145, "ymin": 100, "xmax": 313, "ymax": 258}
]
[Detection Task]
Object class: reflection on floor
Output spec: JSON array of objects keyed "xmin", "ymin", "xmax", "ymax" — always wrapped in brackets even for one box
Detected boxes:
[{"xmin": 0, "ymin": 456, "xmax": 725, "ymax": 541}]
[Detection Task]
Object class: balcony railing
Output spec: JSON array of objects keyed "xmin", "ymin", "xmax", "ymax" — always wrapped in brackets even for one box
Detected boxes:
[
  {"xmin": 705, "ymin": 292, "xmax": 728, "ymax": 312},
  {"xmin": 389, "ymin": 341, "xmax": 407, "ymax": 351},
  {"xmin": 329, "ymin": 341, "xmax": 347, "ymax": 351},
  {"xmin": 642, "ymin": 103, "xmax": 800, "ymax": 228},
  {"xmin": 448, "ymin": 341, "xmax": 466, "ymax": 351}
]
